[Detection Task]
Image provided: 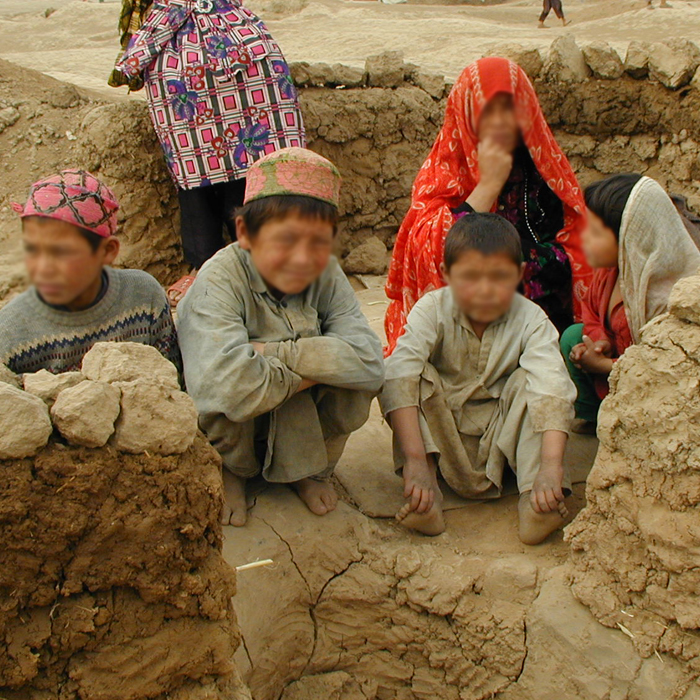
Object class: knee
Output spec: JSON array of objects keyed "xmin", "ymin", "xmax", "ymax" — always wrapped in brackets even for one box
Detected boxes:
[
  {"xmin": 560, "ymin": 323, "xmax": 584, "ymax": 355},
  {"xmin": 325, "ymin": 390, "xmax": 374, "ymax": 434}
]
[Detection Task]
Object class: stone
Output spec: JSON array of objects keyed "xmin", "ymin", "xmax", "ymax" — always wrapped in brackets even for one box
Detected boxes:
[
  {"xmin": 365, "ymin": 51, "xmax": 405, "ymax": 89},
  {"xmin": 81, "ymin": 341, "xmax": 179, "ymax": 390},
  {"xmin": 0, "ymin": 106, "xmax": 20, "ymax": 135},
  {"xmin": 289, "ymin": 62, "xmax": 335, "ymax": 87},
  {"xmin": 23, "ymin": 369, "xmax": 85, "ymax": 406},
  {"xmin": 413, "ymin": 70, "xmax": 446, "ymax": 99},
  {"xmin": 582, "ymin": 41, "xmax": 624, "ymax": 80},
  {"xmin": 624, "ymin": 41, "xmax": 651, "ymax": 79},
  {"xmin": 648, "ymin": 39, "xmax": 700, "ymax": 89},
  {"xmin": 0, "ymin": 383, "xmax": 52, "ymax": 459},
  {"xmin": 111, "ymin": 379, "xmax": 198, "ymax": 455},
  {"xmin": 51, "ymin": 381, "xmax": 121, "ymax": 448},
  {"xmin": 544, "ymin": 35, "xmax": 590, "ymax": 83},
  {"xmin": 668, "ymin": 274, "xmax": 700, "ymax": 324},
  {"xmin": 342, "ymin": 236, "xmax": 388, "ymax": 275},
  {"xmin": 692, "ymin": 66, "xmax": 700, "ymax": 91},
  {"xmin": 329, "ymin": 63, "xmax": 365, "ymax": 88},
  {"xmin": 0, "ymin": 363, "xmax": 21, "ymax": 388},
  {"xmin": 487, "ymin": 43, "xmax": 544, "ymax": 79}
]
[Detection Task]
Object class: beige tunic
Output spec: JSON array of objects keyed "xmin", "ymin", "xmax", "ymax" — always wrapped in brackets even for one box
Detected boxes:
[
  {"xmin": 381, "ymin": 287, "xmax": 576, "ymax": 497},
  {"xmin": 177, "ymin": 243, "xmax": 384, "ymax": 481}
]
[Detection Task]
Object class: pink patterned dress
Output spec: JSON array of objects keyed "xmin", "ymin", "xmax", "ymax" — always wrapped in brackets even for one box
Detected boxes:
[{"xmin": 116, "ymin": 0, "xmax": 306, "ymax": 190}]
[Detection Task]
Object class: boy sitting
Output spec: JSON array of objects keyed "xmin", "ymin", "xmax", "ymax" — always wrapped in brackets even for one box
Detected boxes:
[
  {"xmin": 177, "ymin": 148, "xmax": 384, "ymax": 526},
  {"xmin": 0, "ymin": 170, "xmax": 179, "ymax": 374},
  {"xmin": 382, "ymin": 213, "xmax": 576, "ymax": 544}
]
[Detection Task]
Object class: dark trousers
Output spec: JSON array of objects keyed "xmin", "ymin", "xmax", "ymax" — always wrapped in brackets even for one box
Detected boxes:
[
  {"xmin": 539, "ymin": 0, "xmax": 564, "ymax": 21},
  {"xmin": 178, "ymin": 178, "xmax": 246, "ymax": 269}
]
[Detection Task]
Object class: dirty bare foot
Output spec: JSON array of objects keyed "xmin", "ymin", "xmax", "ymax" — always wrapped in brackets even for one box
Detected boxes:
[
  {"xmin": 222, "ymin": 470, "xmax": 248, "ymax": 527},
  {"xmin": 395, "ymin": 455, "xmax": 445, "ymax": 536},
  {"xmin": 293, "ymin": 478, "xmax": 338, "ymax": 516},
  {"xmin": 538, "ymin": 20, "xmax": 547, "ymax": 27},
  {"xmin": 518, "ymin": 492, "xmax": 566, "ymax": 545},
  {"xmin": 396, "ymin": 496, "xmax": 445, "ymax": 536}
]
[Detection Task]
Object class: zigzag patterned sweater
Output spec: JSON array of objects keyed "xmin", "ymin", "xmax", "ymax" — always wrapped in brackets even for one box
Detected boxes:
[{"xmin": 0, "ymin": 267, "xmax": 181, "ymax": 375}]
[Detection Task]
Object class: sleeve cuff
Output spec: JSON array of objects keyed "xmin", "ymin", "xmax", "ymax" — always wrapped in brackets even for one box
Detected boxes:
[
  {"xmin": 379, "ymin": 377, "xmax": 421, "ymax": 415},
  {"xmin": 528, "ymin": 395, "xmax": 575, "ymax": 434}
]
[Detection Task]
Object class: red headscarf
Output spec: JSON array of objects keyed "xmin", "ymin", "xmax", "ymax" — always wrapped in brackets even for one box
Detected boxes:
[{"xmin": 384, "ymin": 57, "xmax": 591, "ymax": 353}]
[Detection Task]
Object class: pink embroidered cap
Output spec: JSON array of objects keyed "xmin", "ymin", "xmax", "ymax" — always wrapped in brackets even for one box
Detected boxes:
[
  {"xmin": 244, "ymin": 147, "xmax": 341, "ymax": 208},
  {"xmin": 12, "ymin": 170, "xmax": 120, "ymax": 238}
]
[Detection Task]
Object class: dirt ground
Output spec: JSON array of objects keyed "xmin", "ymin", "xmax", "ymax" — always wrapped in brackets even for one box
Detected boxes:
[{"xmin": 2, "ymin": 0, "xmax": 700, "ymax": 92}]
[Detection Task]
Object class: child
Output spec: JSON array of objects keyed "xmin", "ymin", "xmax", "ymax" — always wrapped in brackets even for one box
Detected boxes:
[
  {"xmin": 177, "ymin": 148, "xmax": 384, "ymax": 526},
  {"xmin": 113, "ymin": 0, "xmax": 306, "ymax": 306},
  {"xmin": 0, "ymin": 170, "xmax": 180, "ymax": 375},
  {"xmin": 538, "ymin": 0, "xmax": 570, "ymax": 27},
  {"xmin": 381, "ymin": 213, "xmax": 576, "ymax": 545},
  {"xmin": 561, "ymin": 174, "xmax": 700, "ymax": 429}
]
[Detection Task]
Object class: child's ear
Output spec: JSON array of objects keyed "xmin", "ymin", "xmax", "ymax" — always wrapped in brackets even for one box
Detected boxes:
[
  {"xmin": 519, "ymin": 262, "xmax": 526, "ymax": 283},
  {"xmin": 440, "ymin": 262, "xmax": 449, "ymax": 285},
  {"xmin": 101, "ymin": 237, "xmax": 120, "ymax": 265},
  {"xmin": 236, "ymin": 216, "xmax": 251, "ymax": 250}
]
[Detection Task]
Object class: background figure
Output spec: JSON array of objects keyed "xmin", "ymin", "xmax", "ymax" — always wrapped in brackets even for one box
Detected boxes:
[
  {"xmin": 113, "ymin": 0, "xmax": 306, "ymax": 305},
  {"xmin": 385, "ymin": 57, "xmax": 592, "ymax": 353},
  {"xmin": 538, "ymin": 0, "xmax": 569, "ymax": 27}
]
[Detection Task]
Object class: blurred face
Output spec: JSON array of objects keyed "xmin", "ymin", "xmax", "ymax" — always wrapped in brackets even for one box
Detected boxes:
[
  {"xmin": 237, "ymin": 213, "xmax": 334, "ymax": 296},
  {"xmin": 582, "ymin": 209, "xmax": 619, "ymax": 268},
  {"xmin": 442, "ymin": 250, "xmax": 524, "ymax": 325},
  {"xmin": 23, "ymin": 218, "xmax": 119, "ymax": 310},
  {"xmin": 477, "ymin": 93, "xmax": 521, "ymax": 153}
]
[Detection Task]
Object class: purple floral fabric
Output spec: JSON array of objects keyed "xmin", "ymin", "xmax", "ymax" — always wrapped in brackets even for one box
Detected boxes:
[{"xmin": 116, "ymin": 0, "xmax": 305, "ymax": 190}]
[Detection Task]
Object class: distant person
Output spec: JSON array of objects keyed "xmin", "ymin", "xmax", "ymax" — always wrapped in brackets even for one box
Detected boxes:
[
  {"xmin": 648, "ymin": 0, "xmax": 670, "ymax": 8},
  {"xmin": 385, "ymin": 57, "xmax": 592, "ymax": 354},
  {"xmin": 177, "ymin": 148, "xmax": 384, "ymax": 527},
  {"xmin": 561, "ymin": 175, "xmax": 700, "ymax": 431},
  {"xmin": 382, "ymin": 213, "xmax": 576, "ymax": 544},
  {"xmin": 112, "ymin": 0, "xmax": 306, "ymax": 307},
  {"xmin": 0, "ymin": 170, "xmax": 179, "ymax": 375},
  {"xmin": 538, "ymin": 0, "xmax": 570, "ymax": 27}
]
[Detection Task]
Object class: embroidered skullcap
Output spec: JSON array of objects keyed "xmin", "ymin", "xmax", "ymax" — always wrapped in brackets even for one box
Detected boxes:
[
  {"xmin": 12, "ymin": 170, "xmax": 119, "ymax": 238},
  {"xmin": 244, "ymin": 147, "xmax": 341, "ymax": 208}
]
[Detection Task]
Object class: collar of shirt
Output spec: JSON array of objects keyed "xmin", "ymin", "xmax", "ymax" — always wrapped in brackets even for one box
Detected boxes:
[
  {"xmin": 452, "ymin": 302, "xmax": 511, "ymax": 336},
  {"xmin": 236, "ymin": 245, "xmax": 292, "ymax": 306}
]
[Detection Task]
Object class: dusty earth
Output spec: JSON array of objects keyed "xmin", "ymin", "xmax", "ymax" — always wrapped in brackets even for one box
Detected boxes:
[{"xmin": 1, "ymin": 0, "xmax": 700, "ymax": 698}]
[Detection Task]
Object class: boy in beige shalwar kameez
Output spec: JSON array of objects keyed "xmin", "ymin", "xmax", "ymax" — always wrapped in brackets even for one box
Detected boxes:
[
  {"xmin": 177, "ymin": 149, "xmax": 384, "ymax": 526},
  {"xmin": 382, "ymin": 213, "xmax": 576, "ymax": 543}
]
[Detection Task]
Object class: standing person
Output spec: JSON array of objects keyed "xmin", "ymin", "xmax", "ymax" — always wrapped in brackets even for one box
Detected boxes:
[
  {"xmin": 561, "ymin": 174, "xmax": 700, "ymax": 430},
  {"xmin": 385, "ymin": 57, "xmax": 592, "ymax": 354},
  {"xmin": 113, "ymin": 0, "xmax": 306, "ymax": 305},
  {"xmin": 538, "ymin": 0, "xmax": 570, "ymax": 27}
]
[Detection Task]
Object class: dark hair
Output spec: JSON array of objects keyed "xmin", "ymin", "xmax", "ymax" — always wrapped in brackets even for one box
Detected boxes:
[
  {"xmin": 22, "ymin": 215, "xmax": 106, "ymax": 252},
  {"xmin": 236, "ymin": 195, "xmax": 339, "ymax": 237},
  {"xmin": 444, "ymin": 213, "xmax": 523, "ymax": 270},
  {"xmin": 584, "ymin": 174, "xmax": 643, "ymax": 238}
]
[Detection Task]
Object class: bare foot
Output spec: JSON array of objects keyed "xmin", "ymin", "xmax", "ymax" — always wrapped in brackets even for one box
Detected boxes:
[
  {"xmin": 395, "ymin": 455, "xmax": 445, "ymax": 536},
  {"xmin": 538, "ymin": 21, "xmax": 548, "ymax": 28},
  {"xmin": 222, "ymin": 470, "xmax": 248, "ymax": 527},
  {"xmin": 293, "ymin": 478, "xmax": 338, "ymax": 516},
  {"xmin": 518, "ymin": 492, "xmax": 566, "ymax": 545},
  {"xmin": 396, "ymin": 497, "xmax": 446, "ymax": 536}
]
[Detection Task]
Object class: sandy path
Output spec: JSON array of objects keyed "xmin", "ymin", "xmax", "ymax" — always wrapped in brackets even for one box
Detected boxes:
[{"xmin": 1, "ymin": 0, "xmax": 700, "ymax": 94}]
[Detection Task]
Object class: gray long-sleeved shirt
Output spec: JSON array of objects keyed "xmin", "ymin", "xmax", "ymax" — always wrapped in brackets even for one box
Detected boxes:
[{"xmin": 177, "ymin": 244, "xmax": 384, "ymax": 424}]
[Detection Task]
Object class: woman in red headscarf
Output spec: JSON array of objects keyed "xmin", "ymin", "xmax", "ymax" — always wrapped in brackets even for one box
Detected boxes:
[{"xmin": 385, "ymin": 57, "xmax": 592, "ymax": 352}]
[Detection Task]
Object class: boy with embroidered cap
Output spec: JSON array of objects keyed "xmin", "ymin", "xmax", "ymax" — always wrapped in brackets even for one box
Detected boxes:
[
  {"xmin": 177, "ymin": 147, "xmax": 384, "ymax": 526},
  {"xmin": 382, "ymin": 213, "xmax": 576, "ymax": 544},
  {"xmin": 0, "ymin": 170, "xmax": 179, "ymax": 375}
]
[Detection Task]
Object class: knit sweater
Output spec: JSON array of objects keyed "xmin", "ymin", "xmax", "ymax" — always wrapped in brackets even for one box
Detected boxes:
[{"xmin": 0, "ymin": 267, "xmax": 180, "ymax": 375}]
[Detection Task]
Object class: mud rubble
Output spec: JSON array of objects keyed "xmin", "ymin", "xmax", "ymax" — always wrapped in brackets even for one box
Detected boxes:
[
  {"xmin": 0, "ymin": 343, "xmax": 249, "ymax": 700},
  {"xmin": 3, "ymin": 38, "xmax": 700, "ymax": 301},
  {"xmin": 567, "ymin": 274, "xmax": 700, "ymax": 679}
]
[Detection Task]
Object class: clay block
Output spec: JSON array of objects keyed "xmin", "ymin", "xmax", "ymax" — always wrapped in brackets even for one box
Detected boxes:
[
  {"xmin": 24, "ymin": 369, "xmax": 85, "ymax": 406},
  {"xmin": 487, "ymin": 43, "xmax": 544, "ymax": 79},
  {"xmin": 0, "ymin": 383, "xmax": 52, "ymax": 459},
  {"xmin": 544, "ymin": 35, "xmax": 591, "ymax": 83},
  {"xmin": 582, "ymin": 41, "xmax": 624, "ymax": 80},
  {"xmin": 51, "ymin": 380, "xmax": 121, "ymax": 448},
  {"xmin": 648, "ymin": 39, "xmax": 700, "ymax": 89},
  {"xmin": 365, "ymin": 51, "xmax": 405, "ymax": 89},
  {"xmin": 342, "ymin": 236, "xmax": 388, "ymax": 275},
  {"xmin": 81, "ymin": 341, "xmax": 179, "ymax": 390},
  {"xmin": 111, "ymin": 379, "xmax": 198, "ymax": 455},
  {"xmin": 625, "ymin": 41, "xmax": 650, "ymax": 79},
  {"xmin": 0, "ymin": 363, "xmax": 21, "ymax": 388}
]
